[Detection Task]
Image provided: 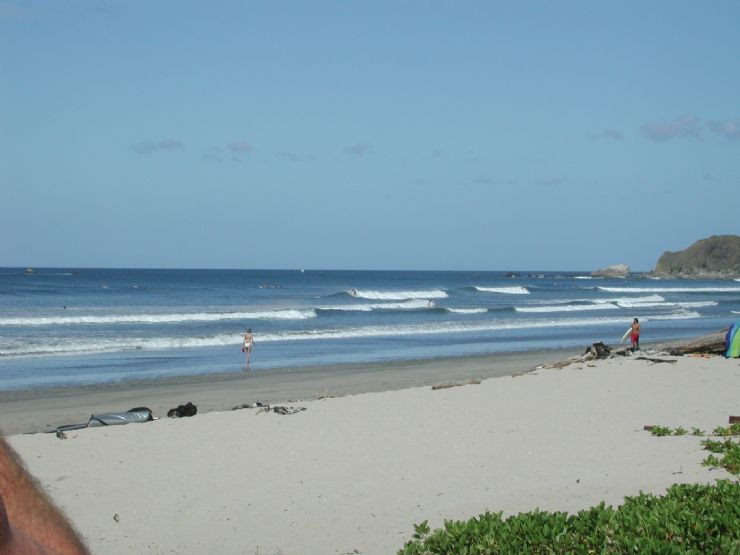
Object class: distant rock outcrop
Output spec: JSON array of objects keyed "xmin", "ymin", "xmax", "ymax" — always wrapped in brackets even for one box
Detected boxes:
[
  {"xmin": 591, "ymin": 264, "xmax": 630, "ymax": 278},
  {"xmin": 652, "ymin": 235, "xmax": 740, "ymax": 278}
]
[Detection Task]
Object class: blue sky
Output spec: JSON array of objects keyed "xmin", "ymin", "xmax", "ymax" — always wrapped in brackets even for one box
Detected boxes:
[{"xmin": 1, "ymin": 1, "xmax": 738, "ymax": 271}]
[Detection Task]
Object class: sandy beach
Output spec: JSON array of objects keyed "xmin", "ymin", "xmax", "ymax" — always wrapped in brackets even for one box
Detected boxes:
[{"xmin": 4, "ymin": 349, "xmax": 739, "ymax": 554}]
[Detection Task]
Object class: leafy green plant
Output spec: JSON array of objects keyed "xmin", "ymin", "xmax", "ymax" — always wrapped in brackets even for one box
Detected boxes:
[
  {"xmin": 691, "ymin": 427, "xmax": 705, "ymax": 436},
  {"xmin": 702, "ymin": 438, "xmax": 728, "ymax": 453},
  {"xmin": 399, "ymin": 481, "xmax": 740, "ymax": 555},
  {"xmin": 713, "ymin": 423, "xmax": 740, "ymax": 437},
  {"xmin": 673, "ymin": 426, "xmax": 687, "ymax": 436},
  {"xmin": 650, "ymin": 425, "xmax": 673, "ymax": 437},
  {"xmin": 702, "ymin": 438, "xmax": 740, "ymax": 475}
]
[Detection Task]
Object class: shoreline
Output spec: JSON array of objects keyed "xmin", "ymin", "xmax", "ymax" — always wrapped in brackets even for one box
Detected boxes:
[
  {"xmin": 1, "ymin": 347, "xmax": 581, "ymax": 435},
  {"xmin": 1, "ymin": 329, "xmax": 729, "ymax": 436},
  {"xmin": 6, "ymin": 345, "xmax": 738, "ymax": 555}
]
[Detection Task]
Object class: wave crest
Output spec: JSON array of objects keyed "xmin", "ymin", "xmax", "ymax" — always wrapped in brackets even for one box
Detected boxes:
[
  {"xmin": 516, "ymin": 303, "xmax": 619, "ymax": 313},
  {"xmin": 349, "ymin": 289, "xmax": 448, "ymax": 300},
  {"xmin": 598, "ymin": 286, "xmax": 740, "ymax": 293},
  {"xmin": 0, "ymin": 309, "xmax": 317, "ymax": 327},
  {"xmin": 475, "ymin": 286, "xmax": 530, "ymax": 295},
  {"xmin": 319, "ymin": 299, "xmax": 431, "ymax": 312}
]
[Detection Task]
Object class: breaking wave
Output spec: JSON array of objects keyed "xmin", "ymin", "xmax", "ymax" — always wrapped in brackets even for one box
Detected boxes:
[
  {"xmin": 0, "ymin": 311, "xmax": 702, "ymax": 358},
  {"xmin": 0, "ymin": 309, "xmax": 317, "ymax": 327},
  {"xmin": 616, "ymin": 301, "xmax": 718, "ymax": 309},
  {"xmin": 597, "ymin": 286, "xmax": 740, "ymax": 293},
  {"xmin": 475, "ymin": 286, "xmax": 530, "ymax": 295},
  {"xmin": 318, "ymin": 299, "xmax": 430, "ymax": 312},
  {"xmin": 349, "ymin": 289, "xmax": 448, "ymax": 300},
  {"xmin": 515, "ymin": 303, "xmax": 619, "ymax": 313},
  {"xmin": 592, "ymin": 295, "xmax": 665, "ymax": 305}
]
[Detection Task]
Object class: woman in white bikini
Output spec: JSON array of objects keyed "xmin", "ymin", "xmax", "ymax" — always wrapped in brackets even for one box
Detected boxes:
[{"xmin": 242, "ymin": 328, "xmax": 254, "ymax": 368}]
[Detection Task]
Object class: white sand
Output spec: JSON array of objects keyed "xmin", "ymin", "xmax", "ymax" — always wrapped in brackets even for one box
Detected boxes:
[{"xmin": 7, "ymin": 354, "xmax": 740, "ymax": 555}]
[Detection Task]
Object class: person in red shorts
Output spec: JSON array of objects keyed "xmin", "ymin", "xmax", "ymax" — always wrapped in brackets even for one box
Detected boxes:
[{"xmin": 630, "ymin": 318, "xmax": 641, "ymax": 352}]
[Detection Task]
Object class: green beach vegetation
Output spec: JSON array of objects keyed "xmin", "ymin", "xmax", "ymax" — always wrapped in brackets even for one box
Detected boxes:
[
  {"xmin": 399, "ymin": 481, "xmax": 739, "ymax": 554},
  {"xmin": 399, "ymin": 423, "xmax": 740, "ymax": 554},
  {"xmin": 648, "ymin": 422, "xmax": 740, "ymax": 475}
]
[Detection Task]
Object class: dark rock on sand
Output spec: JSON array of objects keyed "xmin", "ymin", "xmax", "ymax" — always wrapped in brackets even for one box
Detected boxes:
[{"xmin": 167, "ymin": 402, "xmax": 198, "ymax": 418}]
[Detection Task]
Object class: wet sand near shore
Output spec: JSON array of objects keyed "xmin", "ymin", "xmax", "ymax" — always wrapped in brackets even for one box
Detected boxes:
[{"xmin": 0, "ymin": 348, "xmax": 581, "ymax": 435}]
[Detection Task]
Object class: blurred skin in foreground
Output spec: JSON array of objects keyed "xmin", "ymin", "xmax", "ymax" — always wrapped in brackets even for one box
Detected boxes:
[{"xmin": 0, "ymin": 433, "xmax": 88, "ymax": 555}]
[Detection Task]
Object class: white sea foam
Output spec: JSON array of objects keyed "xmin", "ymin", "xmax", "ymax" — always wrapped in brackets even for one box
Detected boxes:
[
  {"xmin": 645, "ymin": 311, "xmax": 702, "ymax": 320},
  {"xmin": 446, "ymin": 308, "xmax": 488, "ymax": 314},
  {"xmin": 319, "ymin": 299, "xmax": 430, "ymax": 312},
  {"xmin": 0, "ymin": 309, "xmax": 316, "ymax": 327},
  {"xmin": 573, "ymin": 276, "xmax": 596, "ymax": 280},
  {"xmin": 475, "ymin": 286, "xmax": 530, "ymax": 295},
  {"xmin": 231, "ymin": 311, "xmax": 704, "ymax": 343},
  {"xmin": 592, "ymin": 295, "xmax": 666, "ymax": 305},
  {"xmin": 515, "ymin": 303, "xmax": 619, "ymax": 313},
  {"xmin": 0, "ymin": 311, "xmax": 703, "ymax": 358},
  {"xmin": 616, "ymin": 300, "xmax": 717, "ymax": 309},
  {"xmin": 732, "ymin": 310, "xmax": 740, "ymax": 314},
  {"xmin": 0, "ymin": 334, "xmax": 240, "ymax": 358},
  {"xmin": 351, "ymin": 289, "xmax": 448, "ymax": 300},
  {"xmin": 597, "ymin": 286, "xmax": 740, "ymax": 293}
]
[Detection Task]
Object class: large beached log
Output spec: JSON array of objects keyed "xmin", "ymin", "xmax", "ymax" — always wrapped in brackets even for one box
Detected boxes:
[{"xmin": 660, "ymin": 331, "xmax": 728, "ymax": 356}]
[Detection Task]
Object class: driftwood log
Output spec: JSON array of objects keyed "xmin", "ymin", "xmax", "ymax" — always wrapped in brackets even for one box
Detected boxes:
[
  {"xmin": 532, "ymin": 330, "xmax": 730, "ymax": 373},
  {"xmin": 660, "ymin": 330, "xmax": 728, "ymax": 356},
  {"xmin": 584, "ymin": 342, "xmax": 611, "ymax": 359}
]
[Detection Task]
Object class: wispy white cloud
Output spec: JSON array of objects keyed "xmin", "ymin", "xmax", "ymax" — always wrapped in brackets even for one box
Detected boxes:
[
  {"xmin": 343, "ymin": 143, "xmax": 373, "ymax": 158},
  {"xmin": 131, "ymin": 139, "xmax": 183, "ymax": 155},
  {"xmin": 473, "ymin": 176, "xmax": 497, "ymax": 185},
  {"xmin": 203, "ymin": 146, "xmax": 226, "ymax": 162},
  {"xmin": 472, "ymin": 176, "xmax": 518, "ymax": 186},
  {"xmin": 591, "ymin": 129, "xmax": 624, "ymax": 141},
  {"xmin": 228, "ymin": 141, "xmax": 253, "ymax": 155},
  {"xmin": 640, "ymin": 115, "xmax": 701, "ymax": 142},
  {"xmin": 708, "ymin": 119, "xmax": 740, "ymax": 140},
  {"xmin": 532, "ymin": 177, "xmax": 566, "ymax": 187},
  {"xmin": 204, "ymin": 141, "xmax": 253, "ymax": 162},
  {"xmin": 277, "ymin": 151, "xmax": 303, "ymax": 162}
]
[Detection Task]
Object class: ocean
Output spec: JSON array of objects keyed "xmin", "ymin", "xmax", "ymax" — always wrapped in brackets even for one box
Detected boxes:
[{"xmin": 1, "ymin": 268, "xmax": 739, "ymax": 390}]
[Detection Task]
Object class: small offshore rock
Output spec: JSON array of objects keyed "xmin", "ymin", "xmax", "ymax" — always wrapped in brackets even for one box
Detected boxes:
[{"xmin": 591, "ymin": 264, "xmax": 630, "ymax": 278}]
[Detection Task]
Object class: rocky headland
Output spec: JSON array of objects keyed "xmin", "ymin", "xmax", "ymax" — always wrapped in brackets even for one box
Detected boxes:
[{"xmin": 652, "ymin": 235, "xmax": 740, "ymax": 279}]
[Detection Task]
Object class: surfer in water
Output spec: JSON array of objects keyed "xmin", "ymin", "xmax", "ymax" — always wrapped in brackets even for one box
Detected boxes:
[
  {"xmin": 242, "ymin": 328, "xmax": 254, "ymax": 368},
  {"xmin": 630, "ymin": 318, "xmax": 640, "ymax": 352}
]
